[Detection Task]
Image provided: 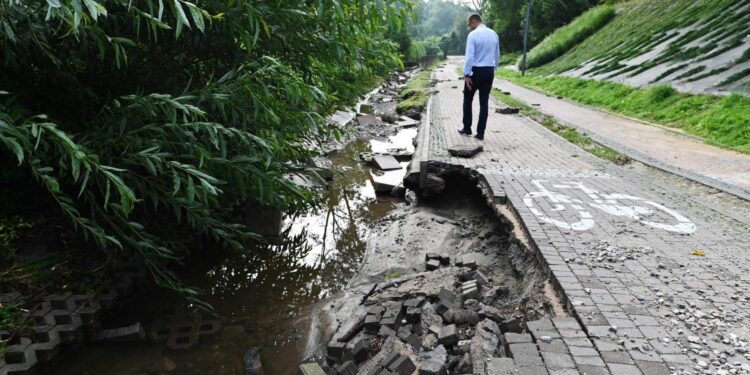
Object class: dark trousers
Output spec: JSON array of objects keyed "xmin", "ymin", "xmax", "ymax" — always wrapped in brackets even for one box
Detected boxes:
[{"xmin": 462, "ymin": 66, "xmax": 495, "ymax": 136}]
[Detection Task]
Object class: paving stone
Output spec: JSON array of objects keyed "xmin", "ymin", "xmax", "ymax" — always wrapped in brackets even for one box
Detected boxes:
[
  {"xmin": 552, "ymin": 317, "xmax": 581, "ymax": 330},
  {"xmin": 508, "ymin": 343, "xmax": 539, "ymax": 358},
  {"xmin": 540, "ymin": 352, "xmax": 575, "ymax": 369},
  {"xmin": 336, "ymin": 360, "xmax": 358, "ymax": 375},
  {"xmin": 563, "ymin": 337, "xmax": 594, "ymax": 348},
  {"xmin": 448, "ymin": 145, "xmax": 483, "ymax": 158},
  {"xmin": 514, "ymin": 354, "xmax": 543, "ymax": 367},
  {"xmin": 387, "ymin": 355, "xmax": 416, "ymax": 375},
  {"xmin": 485, "ymin": 357, "xmax": 517, "ymax": 375},
  {"xmin": 633, "ymin": 361, "xmax": 669, "ymax": 375},
  {"xmin": 503, "ymin": 332, "xmax": 532, "ymax": 344},
  {"xmin": 607, "ymin": 363, "xmax": 642, "ymax": 375},
  {"xmin": 574, "ymin": 355, "xmax": 606, "ymax": 367},
  {"xmin": 417, "ymin": 359, "xmax": 446, "ymax": 375},
  {"xmin": 426, "ymin": 259, "xmax": 441, "ymax": 271},
  {"xmin": 516, "ymin": 365, "xmax": 548, "ymax": 375},
  {"xmin": 373, "ymin": 154, "xmax": 401, "ymax": 170},
  {"xmin": 526, "ymin": 318, "xmax": 554, "ymax": 333},
  {"xmin": 601, "ymin": 351, "xmax": 634, "ymax": 365},
  {"xmin": 577, "ymin": 364, "xmax": 612, "ymax": 375},
  {"xmin": 569, "ymin": 346, "xmax": 598, "ymax": 356},
  {"xmin": 96, "ymin": 322, "xmax": 146, "ymax": 342},
  {"xmin": 437, "ymin": 324, "xmax": 458, "ymax": 346},
  {"xmin": 537, "ymin": 338, "xmax": 567, "ymax": 353}
]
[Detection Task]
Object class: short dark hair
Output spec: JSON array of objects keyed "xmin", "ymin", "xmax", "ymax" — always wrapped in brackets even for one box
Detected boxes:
[{"xmin": 469, "ymin": 14, "xmax": 482, "ymax": 23}]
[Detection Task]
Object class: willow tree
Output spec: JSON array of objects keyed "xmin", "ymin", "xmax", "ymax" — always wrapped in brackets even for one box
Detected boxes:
[{"xmin": 0, "ymin": 0, "xmax": 410, "ymax": 303}]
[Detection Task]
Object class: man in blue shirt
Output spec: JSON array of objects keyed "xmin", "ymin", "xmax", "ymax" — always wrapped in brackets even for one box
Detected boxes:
[{"xmin": 459, "ymin": 14, "xmax": 501, "ymax": 141}]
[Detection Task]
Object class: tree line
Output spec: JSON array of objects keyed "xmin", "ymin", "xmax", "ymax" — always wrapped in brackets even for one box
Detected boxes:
[{"xmin": 403, "ymin": 0, "xmax": 604, "ymax": 59}]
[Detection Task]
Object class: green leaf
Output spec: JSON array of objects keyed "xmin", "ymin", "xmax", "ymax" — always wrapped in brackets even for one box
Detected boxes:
[
  {"xmin": 188, "ymin": 5, "xmax": 205, "ymax": 32},
  {"xmin": 47, "ymin": 0, "xmax": 61, "ymax": 8},
  {"xmin": 173, "ymin": 0, "xmax": 191, "ymax": 38}
]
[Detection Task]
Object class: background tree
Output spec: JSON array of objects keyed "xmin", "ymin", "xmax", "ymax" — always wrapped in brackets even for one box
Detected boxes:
[{"xmin": 484, "ymin": 0, "xmax": 601, "ymax": 51}]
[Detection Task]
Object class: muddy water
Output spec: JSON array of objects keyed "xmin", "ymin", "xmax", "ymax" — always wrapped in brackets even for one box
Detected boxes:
[{"xmin": 54, "ymin": 128, "xmax": 416, "ymax": 375}]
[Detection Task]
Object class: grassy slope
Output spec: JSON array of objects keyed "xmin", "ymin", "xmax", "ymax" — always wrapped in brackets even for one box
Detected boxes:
[
  {"xmin": 523, "ymin": 5, "xmax": 615, "ymax": 69},
  {"xmin": 534, "ymin": 0, "xmax": 750, "ymax": 86},
  {"xmin": 497, "ymin": 69, "xmax": 750, "ymax": 153}
]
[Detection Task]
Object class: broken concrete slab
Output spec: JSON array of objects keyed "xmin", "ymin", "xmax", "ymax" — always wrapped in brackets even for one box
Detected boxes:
[
  {"xmin": 496, "ymin": 107, "xmax": 520, "ymax": 114},
  {"xmin": 95, "ymin": 322, "xmax": 146, "ymax": 342},
  {"xmin": 373, "ymin": 154, "xmax": 402, "ymax": 171},
  {"xmin": 448, "ymin": 145, "xmax": 483, "ymax": 158},
  {"xmin": 396, "ymin": 116, "xmax": 420, "ymax": 128},
  {"xmin": 298, "ymin": 363, "xmax": 326, "ymax": 375},
  {"xmin": 244, "ymin": 347, "xmax": 263, "ymax": 375}
]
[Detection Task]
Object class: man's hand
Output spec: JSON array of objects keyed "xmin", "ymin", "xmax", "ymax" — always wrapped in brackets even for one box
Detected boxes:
[{"xmin": 465, "ymin": 76, "xmax": 473, "ymax": 91}]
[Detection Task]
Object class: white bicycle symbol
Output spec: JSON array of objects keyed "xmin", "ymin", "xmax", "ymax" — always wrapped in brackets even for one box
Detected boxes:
[{"xmin": 523, "ymin": 180, "xmax": 695, "ymax": 234}]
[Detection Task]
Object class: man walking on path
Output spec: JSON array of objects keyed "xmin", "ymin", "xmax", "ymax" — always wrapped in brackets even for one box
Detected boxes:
[{"xmin": 459, "ymin": 14, "xmax": 500, "ymax": 141}]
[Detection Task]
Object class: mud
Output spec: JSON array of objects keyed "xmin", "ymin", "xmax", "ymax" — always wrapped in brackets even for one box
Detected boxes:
[{"xmin": 303, "ymin": 177, "xmax": 557, "ymax": 374}]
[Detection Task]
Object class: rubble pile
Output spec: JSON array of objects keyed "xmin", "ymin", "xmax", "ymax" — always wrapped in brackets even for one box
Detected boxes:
[{"xmin": 298, "ymin": 256, "xmax": 542, "ymax": 375}]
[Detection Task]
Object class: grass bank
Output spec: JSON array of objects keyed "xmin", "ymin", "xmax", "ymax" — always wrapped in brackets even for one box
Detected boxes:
[
  {"xmin": 497, "ymin": 69, "xmax": 750, "ymax": 154},
  {"xmin": 532, "ymin": 0, "xmax": 750, "ymax": 87},
  {"xmin": 490, "ymin": 88, "xmax": 625, "ymax": 163},
  {"xmin": 522, "ymin": 5, "xmax": 615, "ymax": 69},
  {"xmin": 397, "ymin": 66, "xmax": 434, "ymax": 114}
]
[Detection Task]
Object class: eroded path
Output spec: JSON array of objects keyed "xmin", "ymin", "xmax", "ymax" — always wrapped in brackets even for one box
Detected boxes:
[
  {"xmin": 410, "ymin": 56, "xmax": 750, "ymax": 374},
  {"xmin": 492, "ymin": 77, "xmax": 750, "ymax": 200}
]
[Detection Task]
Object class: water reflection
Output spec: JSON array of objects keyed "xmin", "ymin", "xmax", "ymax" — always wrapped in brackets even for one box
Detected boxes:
[{"xmin": 55, "ymin": 127, "xmax": 414, "ymax": 375}]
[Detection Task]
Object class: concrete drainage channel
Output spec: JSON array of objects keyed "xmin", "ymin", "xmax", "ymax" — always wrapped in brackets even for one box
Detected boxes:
[{"xmin": 296, "ymin": 174, "xmax": 576, "ymax": 375}]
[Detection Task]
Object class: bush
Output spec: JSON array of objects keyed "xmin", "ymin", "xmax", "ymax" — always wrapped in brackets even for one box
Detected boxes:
[
  {"xmin": 522, "ymin": 5, "xmax": 616, "ymax": 69},
  {"xmin": 0, "ymin": 0, "xmax": 411, "ymax": 303}
]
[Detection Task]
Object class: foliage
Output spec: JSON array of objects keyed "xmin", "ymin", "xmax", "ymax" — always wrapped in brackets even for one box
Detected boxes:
[
  {"xmin": 0, "ymin": 216, "xmax": 34, "ymax": 260},
  {"xmin": 0, "ymin": 0, "xmax": 411, "ymax": 304},
  {"xmin": 496, "ymin": 70, "xmax": 750, "ymax": 153},
  {"xmin": 484, "ymin": 0, "xmax": 601, "ymax": 52},
  {"xmin": 409, "ymin": 0, "xmax": 469, "ymax": 40},
  {"xmin": 522, "ymin": 5, "xmax": 615, "ymax": 68}
]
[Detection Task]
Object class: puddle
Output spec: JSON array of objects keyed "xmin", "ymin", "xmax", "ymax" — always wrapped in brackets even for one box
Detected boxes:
[{"xmin": 54, "ymin": 127, "xmax": 415, "ymax": 374}]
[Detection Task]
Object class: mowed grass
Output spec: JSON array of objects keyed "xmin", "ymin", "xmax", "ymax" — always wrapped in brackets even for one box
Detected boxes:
[
  {"xmin": 523, "ymin": 5, "xmax": 615, "ymax": 69},
  {"xmin": 497, "ymin": 69, "xmax": 750, "ymax": 153},
  {"xmin": 533, "ymin": 0, "xmax": 749, "ymax": 81}
]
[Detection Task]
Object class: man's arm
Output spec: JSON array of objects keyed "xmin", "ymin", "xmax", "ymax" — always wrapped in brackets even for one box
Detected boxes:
[
  {"xmin": 495, "ymin": 35, "xmax": 501, "ymax": 71},
  {"xmin": 464, "ymin": 33, "xmax": 475, "ymax": 77}
]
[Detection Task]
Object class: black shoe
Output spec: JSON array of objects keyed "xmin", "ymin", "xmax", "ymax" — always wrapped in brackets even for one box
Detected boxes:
[
  {"xmin": 474, "ymin": 134, "xmax": 484, "ymax": 140},
  {"xmin": 458, "ymin": 128, "xmax": 472, "ymax": 136}
]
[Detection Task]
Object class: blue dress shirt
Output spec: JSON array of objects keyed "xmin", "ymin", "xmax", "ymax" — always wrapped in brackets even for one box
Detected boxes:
[{"xmin": 464, "ymin": 24, "xmax": 501, "ymax": 77}]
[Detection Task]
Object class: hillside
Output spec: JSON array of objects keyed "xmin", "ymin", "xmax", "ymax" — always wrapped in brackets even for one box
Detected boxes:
[{"xmin": 530, "ymin": 0, "xmax": 750, "ymax": 96}]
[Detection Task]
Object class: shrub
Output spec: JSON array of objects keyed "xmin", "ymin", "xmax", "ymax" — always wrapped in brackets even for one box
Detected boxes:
[{"xmin": 0, "ymin": 0, "xmax": 411, "ymax": 304}]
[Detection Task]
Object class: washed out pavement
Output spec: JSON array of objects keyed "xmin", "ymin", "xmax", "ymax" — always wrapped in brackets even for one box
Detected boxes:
[{"xmin": 408, "ymin": 56, "xmax": 750, "ymax": 374}]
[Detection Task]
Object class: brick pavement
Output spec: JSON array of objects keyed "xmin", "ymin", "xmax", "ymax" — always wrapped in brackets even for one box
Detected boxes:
[
  {"xmin": 410, "ymin": 57, "xmax": 750, "ymax": 374},
  {"xmin": 492, "ymin": 79, "xmax": 750, "ymax": 201}
]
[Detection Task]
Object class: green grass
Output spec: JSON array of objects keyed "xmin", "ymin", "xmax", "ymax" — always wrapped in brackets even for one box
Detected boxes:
[
  {"xmin": 397, "ymin": 67, "xmax": 434, "ymax": 114},
  {"xmin": 497, "ymin": 69, "xmax": 750, "ymax": 153},
  {"xmin": 523, "ymin": 5, "xmax": 616, "ymax": 69},
  {"xmin": 490, "ymin": 88, "xmax": 624, "ymax": 163},
  {"xmin": 533, "ymin": 0, "xmax": 749, "ymax": 90}
]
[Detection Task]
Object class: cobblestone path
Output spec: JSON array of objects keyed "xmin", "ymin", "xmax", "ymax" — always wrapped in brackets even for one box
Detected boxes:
[{"xmin": 411, "ymin": 57, "xmax": 750, "ymax": 375}]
